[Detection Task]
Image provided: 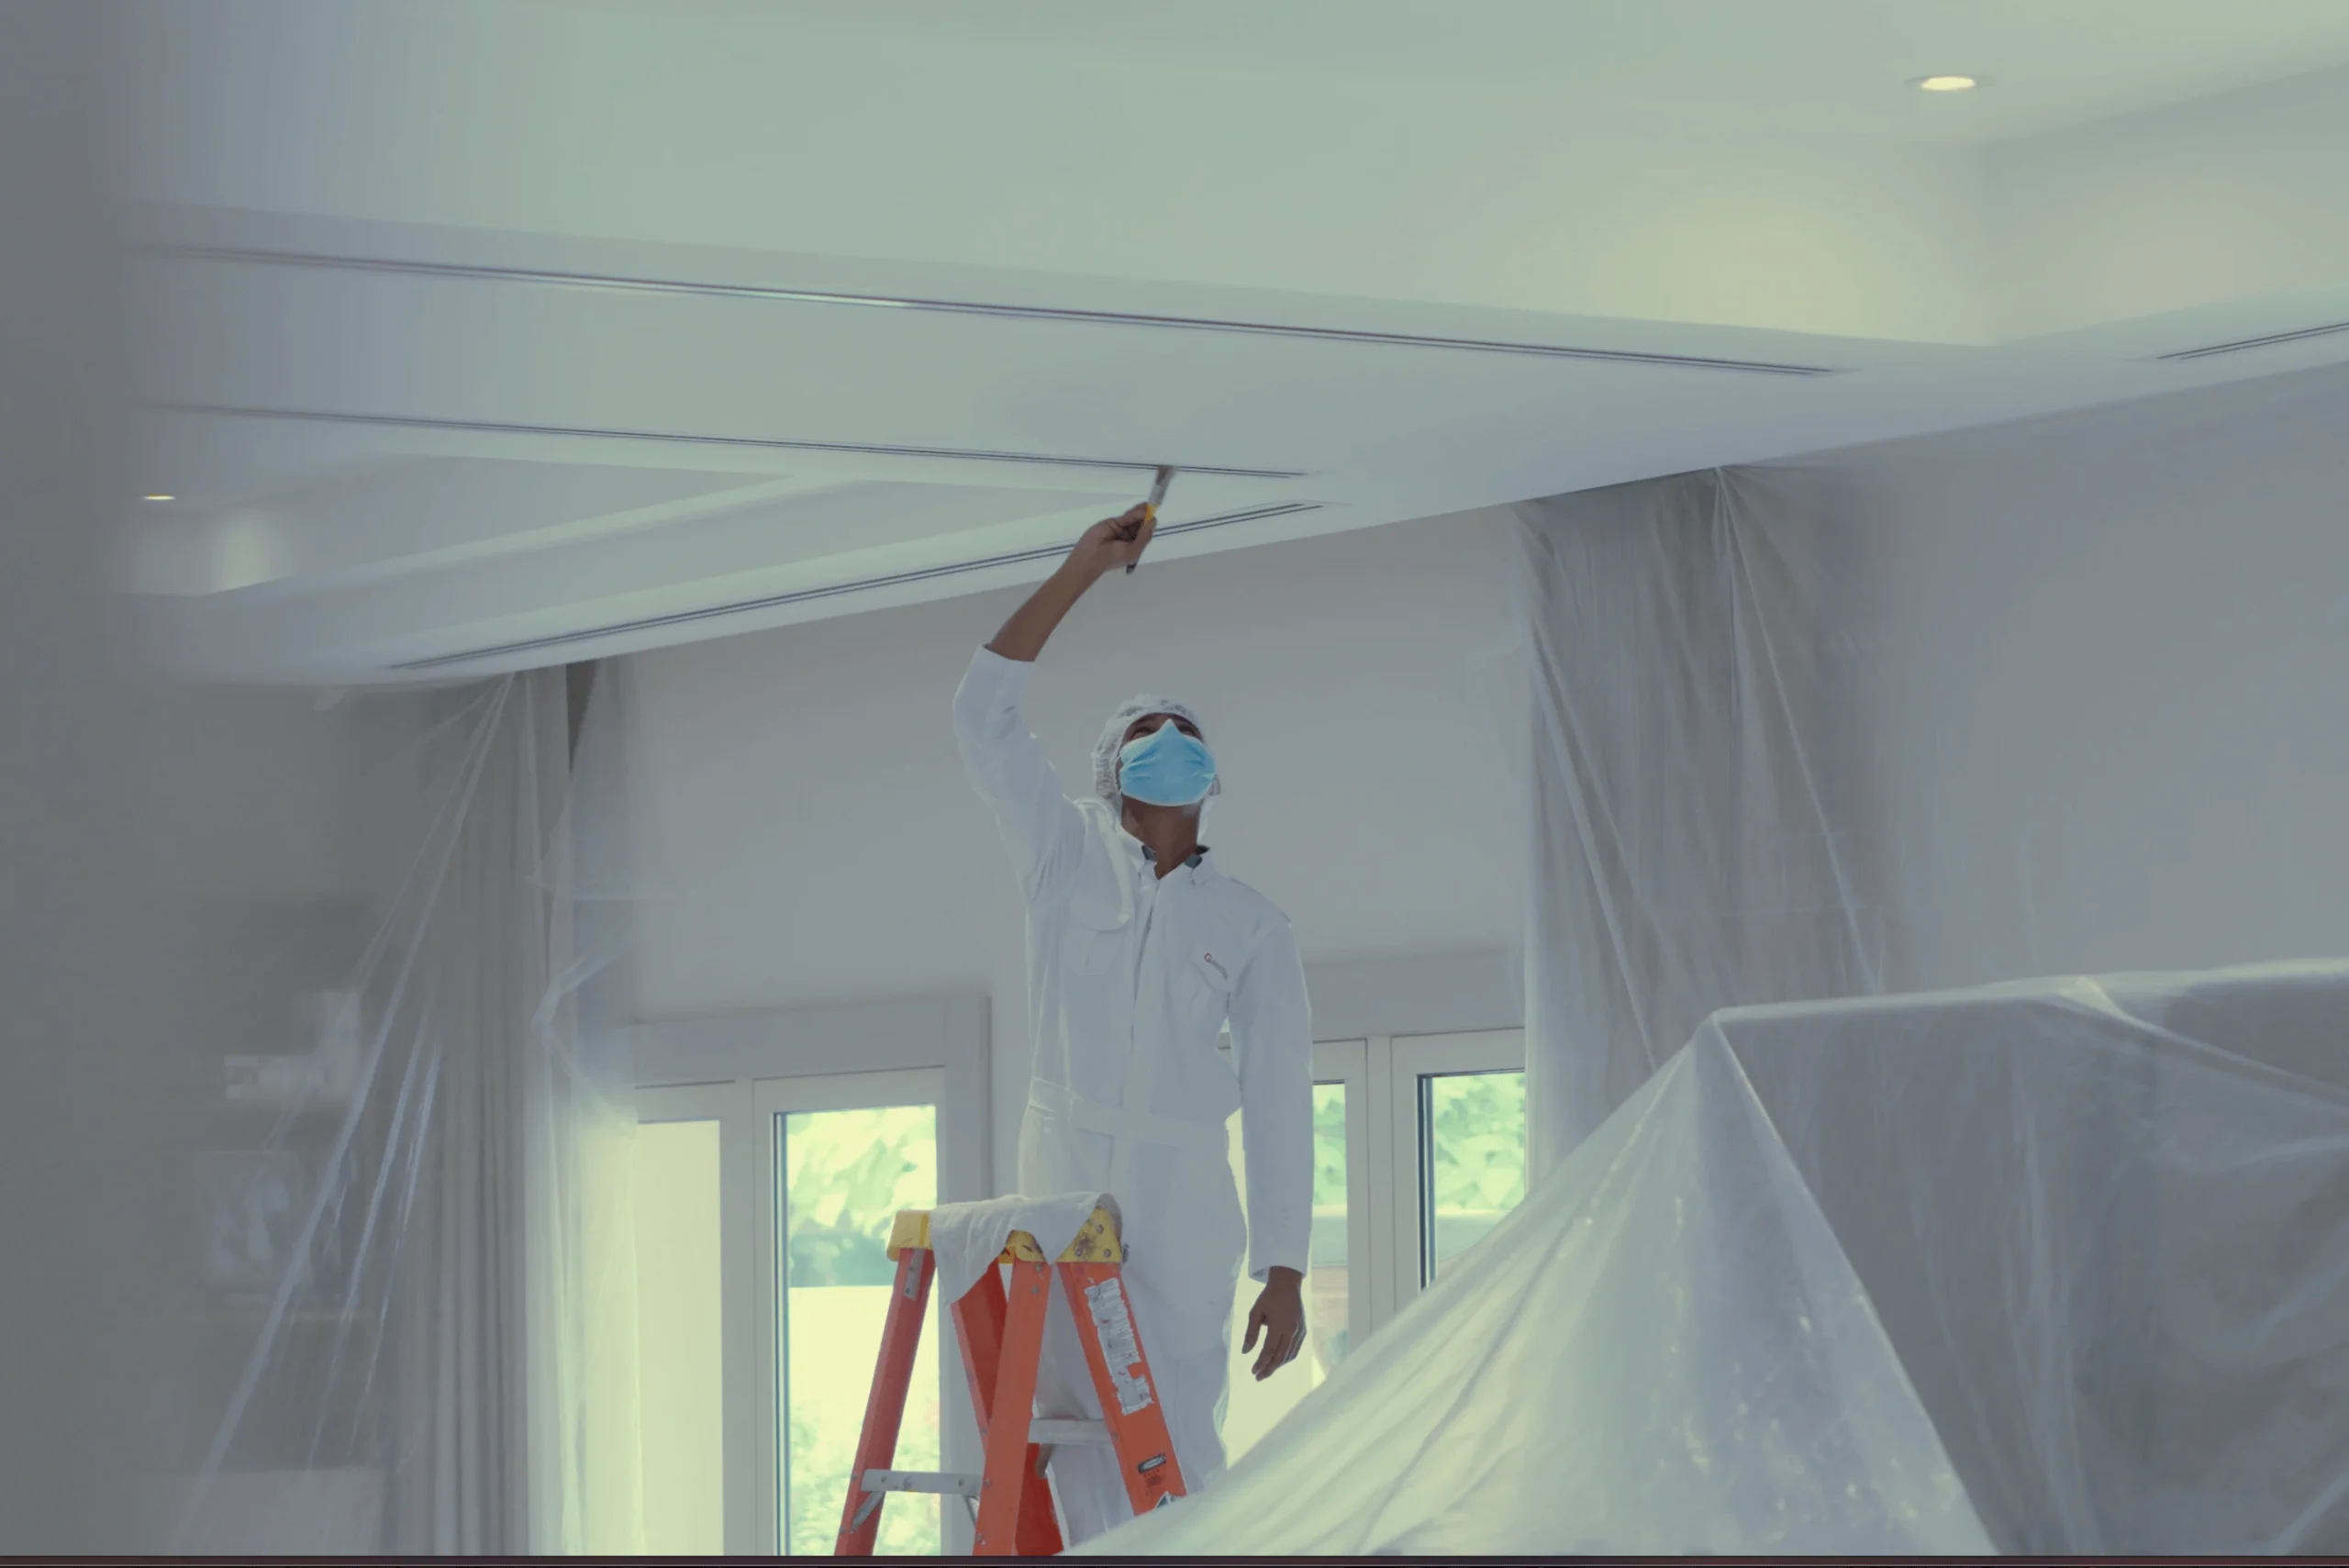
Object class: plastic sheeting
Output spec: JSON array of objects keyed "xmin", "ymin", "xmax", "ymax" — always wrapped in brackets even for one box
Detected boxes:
[
  {"xmin": 1514, "ymin": 373, "xmax": 2349, "ymax": 1173},
  {"xmin": 125, "ymin": 668, "xmax": 649, "ymax": 1556},
  {"xmin": 1104, "ymin": 369, "xmax": 2349, "ymax": 1557},
  {"xmin": 1092, "ymin": 962, "xmax": 2349, "ymax": 1557}
]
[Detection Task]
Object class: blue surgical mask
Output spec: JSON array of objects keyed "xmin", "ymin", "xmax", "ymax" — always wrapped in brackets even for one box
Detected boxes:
[{"xmin": 1118, "ymin": 720, "xmax": 1217, "ymax": 806}]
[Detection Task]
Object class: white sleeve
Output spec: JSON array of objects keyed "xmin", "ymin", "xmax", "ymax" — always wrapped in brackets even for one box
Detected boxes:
[
  {"xmin": 952, "ymin": 646, "xmax": 1091, "ymax": 907},
  {"xmin": 1230, "ymin": 916, "xmax": 1314, "ymax": 1282}
]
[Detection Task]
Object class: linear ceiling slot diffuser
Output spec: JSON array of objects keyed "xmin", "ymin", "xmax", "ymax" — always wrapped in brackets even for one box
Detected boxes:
[
  {"xmin": 163, "ymin": 404, "xmax": 1302, "ymax": 481},
  {"xmin": 2158, "ymin": 320, "xmax": 2349, "ymax": 362},
  {"xmin": 150, "ymin": 246, "xmax": 1844, "ymax": 378},
  {"xmin": 390, "ymin": 501, "xmax": 1322, "ymax": 672}
]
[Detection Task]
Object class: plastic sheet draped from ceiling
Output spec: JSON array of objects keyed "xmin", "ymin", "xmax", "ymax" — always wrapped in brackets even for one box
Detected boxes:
[
  {"xmin": 128, "ymin": 668, "xmax": 648, "ymax": 1557},
  {"xmin": 1091, "ymin": 962, "xmax": 2349, "ymax": 1557},
  {"xmin": 1458, "ymin": 374, "xmax": 2349, "ymax": 1555}
]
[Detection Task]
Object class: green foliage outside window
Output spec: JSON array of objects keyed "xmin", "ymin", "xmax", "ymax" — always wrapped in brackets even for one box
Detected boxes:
[
  {"xmin": 783, "ymin": 1106, "xmax": 937, "ymax": 1287},
  {"xmin": 1427, "ymin": 1071, "xmax": 1526, "ymax": 1214},
  {"xmin": 782, "ymin": 1105, "xmax": 941, "ymax": 1555},
  {"xmin": 1311, "ymin": 1084, "xmax": 1347, "ymax": 1209}
]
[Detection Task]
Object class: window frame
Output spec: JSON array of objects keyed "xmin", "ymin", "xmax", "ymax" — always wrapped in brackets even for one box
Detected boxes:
[
  {"xmin": 1302, "ymin": 1030, "xmax": 1526, "ymax": 1341},
  {"xmin": 632, "ymin": 997, "xmax": 988, "ymax": 1557},
  {"xmin": 1387, "ymin": 1029, "xmax": 1527, "ymax": 1302},
  {"xmin": 758, "ymin": 1067, "xmax": 946, "ymax": 1556}
]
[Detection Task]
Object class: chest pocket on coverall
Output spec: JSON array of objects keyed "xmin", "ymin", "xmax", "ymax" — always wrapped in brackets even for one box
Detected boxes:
[
  {"xmin": 1061, "ymin": 860, "xmax": 1129, "ymax": 976},
  {"xmin": 1178, "ymin": 939, "xmax": 1238, "ymax": 1032}
]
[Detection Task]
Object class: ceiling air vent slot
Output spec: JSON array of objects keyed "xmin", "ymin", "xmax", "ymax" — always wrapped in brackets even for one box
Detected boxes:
[
  {"xmin": 163, "ymin": 404, "xmax": 1303, "ymax": 481},
  {"xmin": 151, "ymin": 247, "xmax": 1845, "ymax": 378},
  {"xmin": 2158, "ymin": 320, "xmax": 2349, "ymax": 362}
]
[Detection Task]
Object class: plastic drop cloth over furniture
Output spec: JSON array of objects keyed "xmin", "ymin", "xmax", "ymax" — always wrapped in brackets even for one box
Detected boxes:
[{"xmin": 1090, "ymin": 962, "xmax": 2349, "ymax": 1558}]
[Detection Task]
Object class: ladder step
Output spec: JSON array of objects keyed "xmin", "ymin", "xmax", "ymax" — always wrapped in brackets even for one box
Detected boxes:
[
  {"xmin": 862, "ymin": 1468, "xmax": 981, "ymax": 1498},
  {"xmin": 1029, "ymin": 1418, "xmax": 1111, "ymax": 1447}
]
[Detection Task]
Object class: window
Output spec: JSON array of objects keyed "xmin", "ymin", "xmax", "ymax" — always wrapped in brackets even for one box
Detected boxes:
[
  {"xmin": 764, "ymin": 1080, "xmax": 943, "ymax": 1557},
  {"xmin": 633, "ymin": 1071, "xmax": 948, "ymax": 1555},
  {"xmin": 629, "ymin": 1004, "xmax": 1509, "ymax": 1538},
  {"xmin": 630, "ymin": 1101, "xmax": 726, "ymax": 1557},
  {"xmin": 1392, "ymin": 1034, "xmax": 1528, "ymax": 1293},
  {"xmin": 1220, "ymin": 1030, "xmax": 1525, "ymax": 1461},
  {"xmin": 630, "ymin": 999, "xmax": 987, "ymax": 1557}
]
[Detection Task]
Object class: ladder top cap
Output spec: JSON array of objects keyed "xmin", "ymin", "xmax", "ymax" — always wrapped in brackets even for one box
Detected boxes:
[{"xmin": 885, "ymin": 1204, "xmax": 1125, "ymax": 1264}]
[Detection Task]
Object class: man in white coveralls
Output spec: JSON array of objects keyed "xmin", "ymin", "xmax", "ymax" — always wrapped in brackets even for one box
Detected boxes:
[{"xmin": 952, "ymin": 499, "xmax": 1314, "ymax": 1542}]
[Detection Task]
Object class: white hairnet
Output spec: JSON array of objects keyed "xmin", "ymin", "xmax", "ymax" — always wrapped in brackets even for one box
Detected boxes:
[{"xmin": 1092, "ymin": 694, "xmax": 1222, "ymax": 806}]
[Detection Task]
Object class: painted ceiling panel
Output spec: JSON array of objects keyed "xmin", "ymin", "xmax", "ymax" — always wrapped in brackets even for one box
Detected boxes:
[{"xmin": 107, "ymin": 2, "xmax": 2349, "ymax": 684}]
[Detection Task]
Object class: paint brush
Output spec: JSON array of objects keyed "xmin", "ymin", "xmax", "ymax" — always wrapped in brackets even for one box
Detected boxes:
[{"xmin": 1126, "ymin": 466, "xmax": 1174, "ymax": 574}]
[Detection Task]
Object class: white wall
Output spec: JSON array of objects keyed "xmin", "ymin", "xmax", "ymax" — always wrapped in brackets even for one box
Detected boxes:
[
  {"xmin": 1830, "ymin": 358, "xmax": 2349, "ymax": 986},
  {"xmin": 1985, "ymin": 63, "xmax": 2349, "ymax": 337},
  {"xmin": 626, "ymin": 506, "xmax": 1524, "ymax": 1186}
]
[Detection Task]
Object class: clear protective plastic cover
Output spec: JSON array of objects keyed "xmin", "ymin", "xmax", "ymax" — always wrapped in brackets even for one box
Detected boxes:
[
  {"xmin": 1099, "ymin": 367, "xmax": 2349, "ymax": 1557},
  {"xmin": 1094, "ymin": 962, "xmax": 2349, "ymax": 1557},
  {"xmin": 128, "ymin": 668, "xmax": 649, "ymax": 1556}
]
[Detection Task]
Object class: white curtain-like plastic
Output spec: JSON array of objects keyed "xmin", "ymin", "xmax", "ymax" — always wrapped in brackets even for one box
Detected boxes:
[
  {"xmin": 1097, "ymin": 361, "xmax": 2349, "ymax": 1556},
  {"xmin": 139, "ymin": 668, "xmax": 646, "ymax": 1556},
  {"xmin": 1520, "ymin": 366, "xmax": 2349, "ymax": 1177},
  {"xmin": 1515, "ymin": 464, "xmax": 1887, "ymax": 1170},
  {"xmin": 1093, "ymin": 962, "xmax": 2349, "ymax": 1557}
]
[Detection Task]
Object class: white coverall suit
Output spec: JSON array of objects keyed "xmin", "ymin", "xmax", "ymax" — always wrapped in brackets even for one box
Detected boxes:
[{"xmin": 952, "ymin": 647, "xmax": 1314, "ymax": 1544}]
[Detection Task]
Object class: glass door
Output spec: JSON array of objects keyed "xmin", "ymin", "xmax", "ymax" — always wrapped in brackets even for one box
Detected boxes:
[
  {"xmin": 756, "ymin": 1070, "xmax": 944, "ymax": 1556},
  {"xmin": 1389, "ymin": 1032, "xmax": 1527, "ymax": 1296}
]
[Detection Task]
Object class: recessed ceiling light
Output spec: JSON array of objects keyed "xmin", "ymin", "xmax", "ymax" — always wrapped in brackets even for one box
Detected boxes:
[
  {"xmin": 1914, "ymin": 75, "xmax": 1979, "ymax": 93},
  {"xmin": 143, "ymin": 494, "xmax": 175, "ymax": 502}
]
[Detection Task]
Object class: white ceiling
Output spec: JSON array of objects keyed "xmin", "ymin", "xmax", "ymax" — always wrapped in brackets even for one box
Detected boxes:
[{"xmin": 114, "ymin": 0, "xmax": 2349, "ymax": 683}]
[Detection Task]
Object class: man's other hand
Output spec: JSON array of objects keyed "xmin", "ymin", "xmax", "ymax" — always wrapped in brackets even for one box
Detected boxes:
[{"xmin": 1242, "ymin": 1267, "xmax": 1307, "ymax": 1383}]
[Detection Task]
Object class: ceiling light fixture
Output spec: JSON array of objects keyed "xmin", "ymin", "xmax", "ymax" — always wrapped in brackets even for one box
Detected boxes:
[
  {"xmin": 1914, "ymin": 74, "xmax": 1979, "ymax": 93},
  {"xmin": 144, "ymin": 493, "xmax": 175, "ymax": 501}
]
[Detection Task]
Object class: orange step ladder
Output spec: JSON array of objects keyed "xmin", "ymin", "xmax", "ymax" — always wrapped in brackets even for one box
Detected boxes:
[{"xmin": 834, "ymin": 1203, "xmax": 1187, "ymax": 1556}]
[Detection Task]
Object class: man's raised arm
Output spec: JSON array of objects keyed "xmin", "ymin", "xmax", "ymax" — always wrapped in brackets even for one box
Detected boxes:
[
  {"xmin": 953, "ymin": 504, "xmax": 1158, "ymax": 905},
  {"xmin": 985, "ymin": 501, "xmax": 1154, "ymax": 662}
]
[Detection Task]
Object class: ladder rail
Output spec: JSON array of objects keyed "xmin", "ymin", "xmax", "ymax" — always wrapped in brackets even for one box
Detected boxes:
[
  {"xmin": 835, "ymin": 1207, "xmax": 1186, "ymax": 1557},
  {"xmin": 831, "ymin": 1243, "xmax": 937, "ymax": 1555},
  {"xmin": 970, "ymin": 1260, "xmax": 1052, "ymax": 1553},
  {"xmin": 950, "ymin": 1266, "xmax": 1064, "ymax": 1555},
  {"xmin": 1060, "ymin": 1261, "xmax": 1188, "ymax": 1518}
]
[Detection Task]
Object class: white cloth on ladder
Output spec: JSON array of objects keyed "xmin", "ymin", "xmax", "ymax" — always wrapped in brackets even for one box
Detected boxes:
[{"xmin": 926, "ymin": 1191, "xmax": 1117, "ymax": 1305}]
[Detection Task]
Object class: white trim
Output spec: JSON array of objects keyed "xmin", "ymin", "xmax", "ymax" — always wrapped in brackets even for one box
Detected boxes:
[
  {"xmin": 1364, "ymin": 1036, "xmax": 1398, "ymax": 1330},
  {"xmin": 1308, "ymin": 1040, "xmax": 1372, "ymax": 1357},
  {"xmin": 757, "ymin": 1065, "xmax": 945, "ymax": 1118},
  {"xmin": 1301, "ymin": 950, "xmax": 1521, "ymax": 1041},
  {"xmin": 635, "ymin": 1081, "xmax": 731, "ymax": 1122},
  {"xmin": 634, "ymin": 994, "xmax": 990, "ymax": 1131}
]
